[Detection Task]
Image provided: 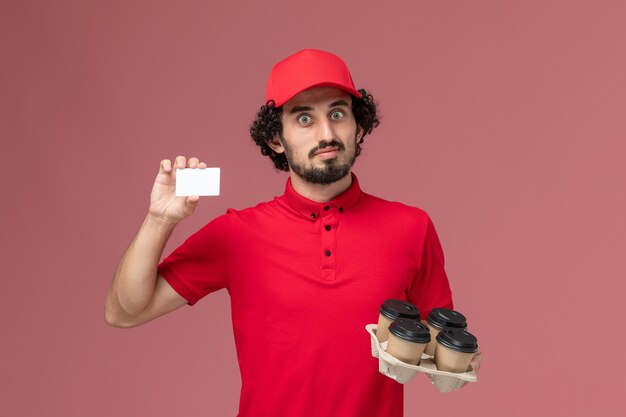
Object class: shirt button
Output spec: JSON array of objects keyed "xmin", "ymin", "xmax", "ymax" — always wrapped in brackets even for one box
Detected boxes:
[
  {"xmin": 325, "ymin": 225, "xmax": 331, "ymax": 231},
  {"xmin": 311, "ymin": 213, "xmax": 316, "ymax": 218},
  {"xmin": 325, "ymin": 250, "xmax": 331, "ymax": 256},
  {"xmin": 339, "ymin": 207, "xmax": 344, "ymax": 213},
  {"xmin": 323, "ymin": 205, "xmax": 330, "ymax": 211}
]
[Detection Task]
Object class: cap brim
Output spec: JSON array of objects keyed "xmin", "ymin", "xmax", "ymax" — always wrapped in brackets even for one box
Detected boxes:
[{"xmin": 274, "ymin": 83, "xmax": 361, "ymax": 108}]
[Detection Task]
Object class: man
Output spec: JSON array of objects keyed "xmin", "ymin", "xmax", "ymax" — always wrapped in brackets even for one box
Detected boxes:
[{"xmin": 105, "ymin": 49, "xmax": 471, "ymax": 417}]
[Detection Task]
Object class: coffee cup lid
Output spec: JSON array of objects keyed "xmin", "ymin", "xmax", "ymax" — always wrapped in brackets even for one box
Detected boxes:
[
  {"xmin": 427, "ymin": 307, "xmax": 467, "ymax": 330},
  {"xmin": 389, "ymin": 318, "xmax": 431, "ymax": 343},
  {"xmin": 379, "ymin": 299, "xmax": 420, "ymax": 321},
  {"xmin": 436, "ymin": 329, "xmax": 478, "ymax": 353}
]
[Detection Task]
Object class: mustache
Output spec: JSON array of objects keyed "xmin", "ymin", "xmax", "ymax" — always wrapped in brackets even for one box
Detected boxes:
[{"xmin": 308, "ymin": 140, "xmax": 345, "ymax": 158}]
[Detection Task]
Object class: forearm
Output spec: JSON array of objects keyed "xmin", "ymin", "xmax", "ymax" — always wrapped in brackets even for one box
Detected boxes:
[{"xmin": 106, "ymin": 214, "xmax": 177, "ymax": 320}]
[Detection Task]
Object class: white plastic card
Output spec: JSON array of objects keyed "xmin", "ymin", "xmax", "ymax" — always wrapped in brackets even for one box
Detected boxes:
[{"xmin": 175, "ymin": 168, "xmax": 221, "ymax": 196}]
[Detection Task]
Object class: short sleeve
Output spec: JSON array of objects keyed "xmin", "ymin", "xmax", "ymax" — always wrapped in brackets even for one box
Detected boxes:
[
  {"xmin": 157, "ymin": 214, "xmax": 231, "ymax": 305},
  {"xmin": 406, "ymin": 216, "xmax": 454, "ymax": 319}
]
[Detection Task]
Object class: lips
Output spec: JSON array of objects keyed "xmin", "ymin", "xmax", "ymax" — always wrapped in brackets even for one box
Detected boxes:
[
  {"xmin": 309, "ymin": 140, "xmax": 345, "ymax": 159},
  {"xmin": 314, "ymin": 147, "xmax": 339, "ymax": 156}
]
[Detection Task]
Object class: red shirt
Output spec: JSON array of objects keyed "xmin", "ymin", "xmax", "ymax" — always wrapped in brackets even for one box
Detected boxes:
[{"xmin": 158, "ymin": 174, "xmax": 453, "ymax": 417}]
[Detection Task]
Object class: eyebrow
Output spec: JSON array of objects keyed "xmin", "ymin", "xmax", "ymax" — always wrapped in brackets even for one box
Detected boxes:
[
  {"xmin": 289, "ymin": 105, "xmax": 313, "ymax": 114},
  {"xmin": 288, "ymin": 100, "xmax": 350, "ymax": 115},
  {"xmin": 329, "ymin": 99, "xmax": 350, "ymax": 108}
]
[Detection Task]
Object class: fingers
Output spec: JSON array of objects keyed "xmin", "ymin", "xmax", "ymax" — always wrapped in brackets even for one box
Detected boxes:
[
  {"xmin": 159, "ymin": 159, "xmax": 172, "ymax": 174},
  {"xmin": 188, "ymin": 157, "xmax": 199, "ymax": 168},
  {"xmin": 161, "ymin": 156, "xmax": 207, "ymax": 173},
  {"xmin": 470, "ymin": 351, "xmax": 483, "ymax": 373},
  {"xmin": 183, "ymin": 195, "xmax": 200, "ymax": 216},
  {"xmin": 175, "ymin": 155, "xmax": 187, "ymax": 169},
  {"xmin": 188, "ymin": 157, "xmax": 208, "ymax": 169}
]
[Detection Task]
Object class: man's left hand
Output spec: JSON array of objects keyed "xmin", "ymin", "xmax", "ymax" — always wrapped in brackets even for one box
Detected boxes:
[{"xmin": 470, "ymin": 351, "xmax": 483, "ymax": 373}]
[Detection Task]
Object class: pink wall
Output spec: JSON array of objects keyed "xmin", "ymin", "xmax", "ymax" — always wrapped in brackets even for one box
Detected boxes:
[{"xmin": 2, "ymin": 1, "xmax": 625, "ymax": 416}]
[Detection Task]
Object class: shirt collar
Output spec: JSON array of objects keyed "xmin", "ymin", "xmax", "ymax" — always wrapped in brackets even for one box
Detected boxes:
[{"xmin": 283, "ymin": 173, "xmax": 363, "ymax": 220}]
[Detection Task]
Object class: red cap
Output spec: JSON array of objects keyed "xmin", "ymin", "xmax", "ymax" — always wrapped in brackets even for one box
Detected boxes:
[{"xmin": 265, "ymin": 49, "xmax": 361, "ymax": 108}]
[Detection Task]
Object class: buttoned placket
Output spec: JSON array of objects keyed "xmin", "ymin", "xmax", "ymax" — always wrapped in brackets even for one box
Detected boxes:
[{"xmin": 319, "ymin": 204, "xmax": 340, "ymax": 282}]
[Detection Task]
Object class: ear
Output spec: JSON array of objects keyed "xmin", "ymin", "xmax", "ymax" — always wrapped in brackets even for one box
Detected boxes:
[
  {"xmin": 356, "ymin": 126, "xmax": 364, "ymax": 142},
  {"xmin": 267, "ymin": 135, "xmax": 285, "ymax": 154}
]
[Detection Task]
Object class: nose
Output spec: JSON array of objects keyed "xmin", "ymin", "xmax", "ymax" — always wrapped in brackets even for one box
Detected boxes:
[{"xmin": 316, "ymin": 118, "xmax": 335, "ymax": 143}]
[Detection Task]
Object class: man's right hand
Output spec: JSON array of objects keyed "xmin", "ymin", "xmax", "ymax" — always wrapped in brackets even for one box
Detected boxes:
[
  {"xmin": 105, "ymin": 156, "xmax": 207, "ymax": 327},
  {"xmin": 148, "ymin": 156, "xmax": 207, "ymax": 224}
]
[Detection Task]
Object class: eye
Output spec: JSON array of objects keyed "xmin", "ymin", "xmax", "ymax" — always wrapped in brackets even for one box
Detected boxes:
[
  {"xmin": 330, "ymin": 111, "xmax": 344, "ymax": 120},
  {"xmin": 297, "ymin": 115, "xmax": 312, "ymax": 125}
]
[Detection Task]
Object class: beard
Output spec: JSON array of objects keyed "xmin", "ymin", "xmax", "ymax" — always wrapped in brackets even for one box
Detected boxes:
[{"xmin": 282, "ymin": 136, "xmax": 359, "ymax": 185}]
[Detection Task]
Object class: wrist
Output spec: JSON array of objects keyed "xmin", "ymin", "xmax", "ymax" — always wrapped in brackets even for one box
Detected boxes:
[{"xmin": 145, "ymin": 213, "xmax": 179, "ymax": 231}]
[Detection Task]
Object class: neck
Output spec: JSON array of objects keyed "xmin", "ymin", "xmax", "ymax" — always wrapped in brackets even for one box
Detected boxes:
[{"xmin": 289, "ymin": 171, "xmax": 353, "ymax": 202}]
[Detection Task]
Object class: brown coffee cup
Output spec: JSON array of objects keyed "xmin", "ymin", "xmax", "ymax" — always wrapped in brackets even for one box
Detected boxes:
[
  {"xmin": 424, "ymin": 307, "xmax": 467, "ymax": 356},
  {"xmin": 434, "ymin": 329, "xmax": 478, "ymax": 373},
  {"xmin": 376, "ymin": 299, "xmax": 420, "ymax": 342},
  {"xmin": 385, "ymin": 318, "xmax": 431, "ymax": 365}
]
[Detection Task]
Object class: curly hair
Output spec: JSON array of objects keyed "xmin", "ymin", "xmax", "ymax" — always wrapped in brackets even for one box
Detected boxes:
[{"xmin": 249, "ymin": 89, "xmax": 380, "ymax": 171}]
